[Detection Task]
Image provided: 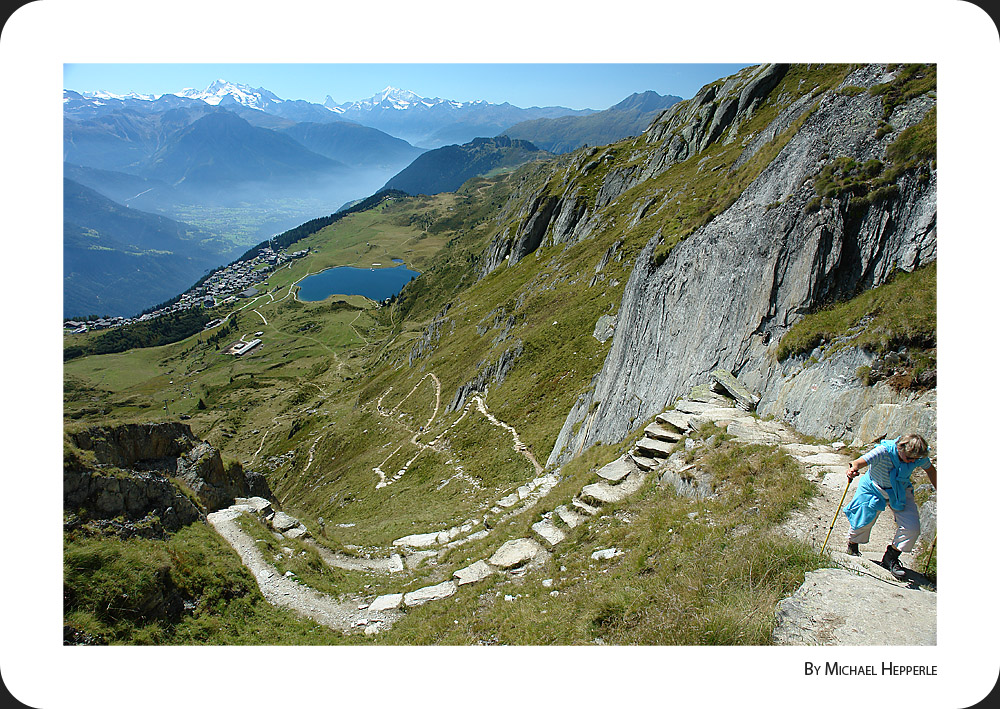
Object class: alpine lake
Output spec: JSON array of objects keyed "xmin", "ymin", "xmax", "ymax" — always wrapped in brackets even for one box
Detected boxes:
[{"xmin": 296, "ymin": 260, "xmax": 420, "ymax": 303}]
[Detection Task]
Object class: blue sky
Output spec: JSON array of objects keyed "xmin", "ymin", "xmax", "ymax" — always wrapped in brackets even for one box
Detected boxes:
[{"xmin": 63, "ymin": 63, "xmax": 757, "ymax": 111}]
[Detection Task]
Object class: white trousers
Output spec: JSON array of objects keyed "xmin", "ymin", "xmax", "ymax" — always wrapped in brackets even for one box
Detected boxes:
[{"xmin": 848, "ymin": 486, "xmax": 921, "ymax": 553}]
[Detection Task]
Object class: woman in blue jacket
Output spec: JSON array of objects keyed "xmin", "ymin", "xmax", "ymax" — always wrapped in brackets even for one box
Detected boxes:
[{"xmin": 843, "ymin": 433, "xmax": 937, "ymax": 579}]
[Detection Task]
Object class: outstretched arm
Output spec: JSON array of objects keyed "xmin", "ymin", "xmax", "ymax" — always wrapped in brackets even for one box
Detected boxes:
[
  {"xmin": 924, "ymin": 462, "xmax": 937, "ymax": 489},
  {"xmin": 847, "ymin": 457, "xmax": 868, "ymax": 481}
]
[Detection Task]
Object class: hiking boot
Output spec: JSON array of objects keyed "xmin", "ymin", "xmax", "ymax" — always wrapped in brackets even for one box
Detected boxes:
[
  {"xmin": 881, "ymin": 545, "xmax": 907, "ymax": 580},
  {"xmin": 847, "ymin": 542, "xmax": 861, "ymax": 556}
]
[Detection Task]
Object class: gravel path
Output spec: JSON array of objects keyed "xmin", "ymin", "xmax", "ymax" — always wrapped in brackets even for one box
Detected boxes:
[
  {"xmin": 207, "ymin": 506, "xmax": 402, "ymax": 634},
  {"xmin": 771, "ymin": 444, "xmax": 937, "ymax": 645}
]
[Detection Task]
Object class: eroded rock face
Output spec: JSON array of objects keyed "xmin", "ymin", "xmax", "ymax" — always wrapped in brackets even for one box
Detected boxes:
[
  {"xmin": 65, "ymin": 421, "xmax": 267, "ymax": 533},
  {"xmin": 69, "ymin": 422, "xmax": 197, "ymax": 467},
  {"xmin": 548, "ymin": 65, "xmax": 936, "ymax": 465}
]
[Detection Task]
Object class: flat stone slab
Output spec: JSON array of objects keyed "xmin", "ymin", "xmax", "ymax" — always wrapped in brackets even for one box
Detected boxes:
[
  {"xmin": 392, "ymin": 532, "xmax": 440, "ymax": 548},
  {"xmin": 629, "ymin": 453, "xmax": 660, "ymax": 471},
  {"xmin": 772, "ymin": 568, "xmax": 935, "ymax": 645},
  {"xmin": 496, "ymin": 493, "xmax": 520, "ymax": 508},
  {"xmin": 643, "ymin": 423, "xmax": 683, "ymax": 442},
  {"xmin": 635, "ymin": 437, "xmax": 675, "ymax": 458},
  {"xmin": 554, "ymin": 505, "xmax": 586, "ymax": 528},
  {"xmin": 781, "ymin": 443, "xmax": 833, "ymax": 457},
  {"xmin": 403, "ymin": 580, "xmax": 457, "ymax": 607},
  {"xmin": 596, "ymin": 456, "xmax": 638, "ymax": 482},
  {"xmin": 672, "ymin": 400, "xmax": 720, "ymax": 414},
  {"xmin": 581, "ymin": 471, "xmax": 647, "ymax": 505},
  {"xmin": 797, "ymin": 452, "xmax": 851, "ymax": 467},
  {"xmin": 655, "ymin": 411, "xmax": 693, "ymax": 431},
  {"xmin": 488, "ymin": 538, "xmax": 544, "ymax": 569},
  {"xmin": 532, "ymin": 520, "xmax": 566, "ymax": 546},
  {"xmin": 368, "ymin": 593, "xmax": 404, "ymax": 612},
  {"xmin": 726, "ymin": 420, "xmax": 781, "ymax": 444},
  {"xmin": 454, "ymin": 560, "xmax": 495, "ymax": 586}
]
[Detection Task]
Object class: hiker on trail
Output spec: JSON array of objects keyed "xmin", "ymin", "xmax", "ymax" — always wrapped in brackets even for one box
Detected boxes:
[{"xmin": 843, "ymin": 433, "xmax": 937, "ymax": 580}]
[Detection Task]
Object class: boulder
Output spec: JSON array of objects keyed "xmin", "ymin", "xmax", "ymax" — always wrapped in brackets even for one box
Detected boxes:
[
  {"xmin": 488, "ymin": 538, "xmax": 543, "ymax": 569},
  {"xmin": 710, "ymin": 369, "xmax": 760, "ymax": 411},
  {"xmin": 453, "ymin": 560, "xmax": 495, "ymax": 586},
  {"xmin": 270, "ymin": 511, "xmax": 300, "ymax": 533}
]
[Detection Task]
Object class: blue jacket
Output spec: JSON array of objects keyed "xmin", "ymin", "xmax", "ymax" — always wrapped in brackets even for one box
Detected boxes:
[
  {"xmin": 842, "ymin": 438, "xmax": 928, "ymax": 529},
  {"xmin": 842, "ymin": 474, "xmax": 891, "ymax": 530}
]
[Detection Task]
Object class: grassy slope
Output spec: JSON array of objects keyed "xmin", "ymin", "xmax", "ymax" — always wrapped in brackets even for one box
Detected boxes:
[{"xmin": 63, "ymin": 64, "xmax": 935, "ymax": 644}]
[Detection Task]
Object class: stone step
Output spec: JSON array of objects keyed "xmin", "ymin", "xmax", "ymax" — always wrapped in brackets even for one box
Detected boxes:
[
  {"xmin": 672, "ymin": 399, "xmax": 723, "ymax": 415},
  {"xmin": 571, "ymin": 498, "xmax": 600, "ymax": 516},
  {"xmin": 635, "ymin": 436, "xmax": 675, "ymax": 458},
  {"xmin": 554, "ymin": 504, "xmax": 587, "ymax": 529},
  {"xmin": 655, "ymin": 411, "xmax": 693, "ymax": 431},
  {"xmin": 580, "ymin": 471, "xmax": 647, "ymax": 506},
  {"xmin": 643, "ymin": 423, "xmax": 683, "ymax": 442},
  {"xmin": 629, "ymin": 453, "xmax": 660, "ymax": 471},
  {"xmin": 403, "ymin": 580, "xmax": 457, "ymax": 607},
  {"xmin": 596, "ymin": 455, "xmax": 638, "ymax": 483},
  {"xmin": 531, "ymin": 519, "xmax": 567, "ymax": 547}
]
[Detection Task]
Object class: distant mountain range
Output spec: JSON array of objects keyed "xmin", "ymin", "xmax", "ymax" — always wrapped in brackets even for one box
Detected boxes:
[
  {"xmin": 502, "ymin": 91, "xmax": 683, "ymax": 154},
  {"xmin": 384, "ymin": 136, "xmax": 552, "ymax": 196},
  {"xmin": 63, "ymin": 79, "xmax": 684, "ymax": 317},
  {"xmin": 68, "ymin": 81, "xmax": 594, "ymax": 149},
  {"xmin": 64, "ymin": 178, "xmax": 225, "ymax": 317}
]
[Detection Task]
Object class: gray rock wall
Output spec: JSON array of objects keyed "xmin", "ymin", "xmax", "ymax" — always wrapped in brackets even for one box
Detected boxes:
[{"xmin": 548, "ymin": 65, "xmax": 936, "ymax": 466}]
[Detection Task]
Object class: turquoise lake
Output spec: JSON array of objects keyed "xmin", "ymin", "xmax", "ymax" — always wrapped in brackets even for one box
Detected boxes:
[{"xmin": 296, "ymin": 262, "xmax": 420, "ymax": 302}]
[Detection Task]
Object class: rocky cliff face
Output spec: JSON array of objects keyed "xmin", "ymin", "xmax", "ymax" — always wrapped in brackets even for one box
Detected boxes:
[
  {"xmin": 547, "ymin": 64, "xmax": 936, "ymax": 465},
  {"xmin": 66, "ymin": 422, "xmax": 273, "ymax": 536}
]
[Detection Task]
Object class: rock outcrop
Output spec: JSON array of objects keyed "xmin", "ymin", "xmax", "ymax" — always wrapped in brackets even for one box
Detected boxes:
[
  {"xmin": 548, "ymin": 64, "xmax": 936, "ymax": 466},
  {"xmin": 65, "ymin": 421, "xmax": 274, "ymax": 535}
]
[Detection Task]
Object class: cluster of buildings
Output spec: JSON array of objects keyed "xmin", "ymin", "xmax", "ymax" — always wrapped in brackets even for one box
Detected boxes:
[{"xmin": 64, "ymin": 246, "xmax": 309, "ymax": 333}]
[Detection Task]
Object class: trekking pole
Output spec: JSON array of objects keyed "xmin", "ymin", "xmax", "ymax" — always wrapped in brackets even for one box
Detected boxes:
[
  {"xmin": 924, "ymin": 533, "xmax": 937, "ymax": 574},
  {"xmin": 820, "ymin": 476, "xmax": 852, "ymax": 555}
]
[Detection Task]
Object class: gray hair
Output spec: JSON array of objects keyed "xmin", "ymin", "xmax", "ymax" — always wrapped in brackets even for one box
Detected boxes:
[{"xmin": 898, "ymin": 433, "xmax": 929, "ymax": 460}]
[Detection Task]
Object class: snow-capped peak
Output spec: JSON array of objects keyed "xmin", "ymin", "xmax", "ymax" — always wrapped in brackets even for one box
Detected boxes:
[
  {"xmin": 171, "ymin": 80, "xmax": 283, "ymax": 109},
  {"xmin": 78, "ymin": 89, "xmax": 158, "ymax": 101}
]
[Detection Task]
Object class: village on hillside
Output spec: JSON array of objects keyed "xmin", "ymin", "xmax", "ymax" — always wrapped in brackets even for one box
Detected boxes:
[{"xmin": 64, "ymin": 246, "xmax": 309, "ymax": 333}]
